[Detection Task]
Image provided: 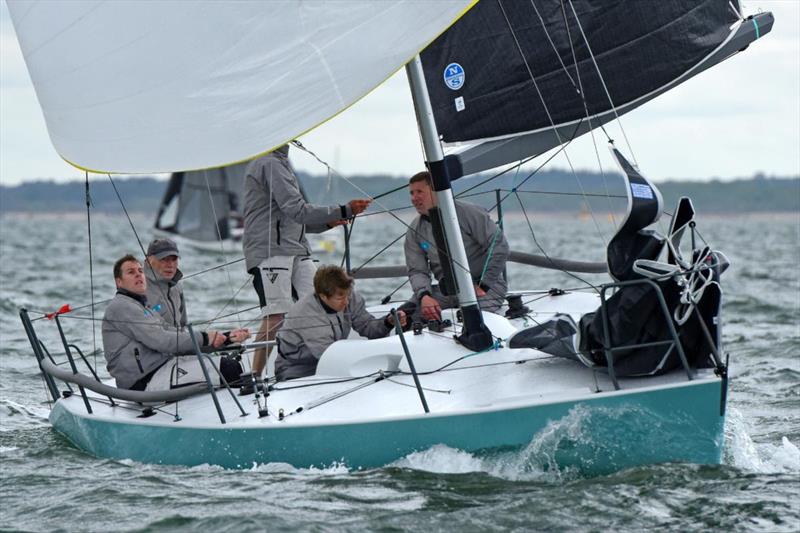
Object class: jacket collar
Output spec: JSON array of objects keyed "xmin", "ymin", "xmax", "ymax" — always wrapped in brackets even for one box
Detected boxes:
[
  {"xmin": 316, "ymin": 295, "xmax": 338, "ymax": 314},
  {"xmin": 117, "ymin": 288, "xmax": 148, "ymax": 306}
]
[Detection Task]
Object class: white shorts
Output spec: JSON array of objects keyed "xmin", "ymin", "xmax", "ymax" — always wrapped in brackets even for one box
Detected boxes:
[
  {"xmin": 146, "ymin": 355, "xmax": 222, "ymax": 391},
  {"xmin": 251, "ymin": 255, "xmax": 317, "ymax": 317}
]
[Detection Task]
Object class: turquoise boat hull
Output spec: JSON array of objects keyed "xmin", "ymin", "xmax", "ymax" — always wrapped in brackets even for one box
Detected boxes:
[{"xmin": 50, "ymin": 378, "xmax": 725, "ymax": 474}]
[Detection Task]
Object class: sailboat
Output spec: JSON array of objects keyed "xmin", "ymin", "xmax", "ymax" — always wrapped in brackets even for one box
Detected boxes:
[
  {"xmin": 11, "ymin": 0, "xmax": 773, "ymax": 473},
  {"xmin": 153, "ymin": 162, "xmax": 250, "ymax": 252}
]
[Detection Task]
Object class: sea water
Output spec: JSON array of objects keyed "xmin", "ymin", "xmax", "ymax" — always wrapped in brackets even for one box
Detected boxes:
[{"xmin": 1, "ymin": 211, "xmax": 797, "ymax": 532}]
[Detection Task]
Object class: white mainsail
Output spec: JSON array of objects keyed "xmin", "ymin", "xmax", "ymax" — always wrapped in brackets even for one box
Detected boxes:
[{"xmin": 7, "ymin": 0, "xmax": 474, "ymax": 174}]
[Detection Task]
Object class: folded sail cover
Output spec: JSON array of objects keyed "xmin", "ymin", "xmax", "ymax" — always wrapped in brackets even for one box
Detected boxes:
[
  {"xmin": 421, "ymin": 0, "xmax": 742, "ymax": 145},
  {"xmin": 8, "ymin": 0, "xmax": 474, "ymax": 173}
]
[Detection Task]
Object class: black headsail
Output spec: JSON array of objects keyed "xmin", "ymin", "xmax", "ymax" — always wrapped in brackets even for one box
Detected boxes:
[{"xmin": 420, "ymin": 0, "xmax": 773, "ymax": 175}]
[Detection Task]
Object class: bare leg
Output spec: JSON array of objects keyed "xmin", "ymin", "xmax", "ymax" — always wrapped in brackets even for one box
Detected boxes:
[{"xmin": 251, "ymin": 313, "xmax": 284, "ymax": 377}]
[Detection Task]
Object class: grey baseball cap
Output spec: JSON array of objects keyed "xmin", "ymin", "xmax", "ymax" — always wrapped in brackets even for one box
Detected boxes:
[{"xmin": 146, "ymin": 238, "xmax": 180, "ymax": 259}]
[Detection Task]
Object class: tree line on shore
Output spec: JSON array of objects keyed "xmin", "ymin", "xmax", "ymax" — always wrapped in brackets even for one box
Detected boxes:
[{"xmin": 1, "ymin": 170, "xmax": 797, "ymax": 215}]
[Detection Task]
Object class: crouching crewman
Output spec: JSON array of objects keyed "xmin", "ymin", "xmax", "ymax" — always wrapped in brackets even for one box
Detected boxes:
[
  {"xmin": 275, "ymin": 265, "xmax": 406, "ymax": 382},
  {"xmin": 102, "ymin": 254, "xmax": 250, "ymax": 391}
]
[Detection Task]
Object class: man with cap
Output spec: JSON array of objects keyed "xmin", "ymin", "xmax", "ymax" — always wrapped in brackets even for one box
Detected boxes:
[
  {"xmin": 145, "ymin": 238, "xmax": 187, "ymax": 328},
  {"xmin": 103, "ymin": 254, "xmax": 250, "ymax": 391},
  {"xmin": 243, "ymin": 143, "xmax": 372, "ymax": 382}
]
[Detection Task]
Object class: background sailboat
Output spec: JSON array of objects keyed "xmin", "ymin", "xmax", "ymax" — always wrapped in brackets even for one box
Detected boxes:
[{"xmin": 153, "ymin": 162, "xmax": 249, "ymax": 251}]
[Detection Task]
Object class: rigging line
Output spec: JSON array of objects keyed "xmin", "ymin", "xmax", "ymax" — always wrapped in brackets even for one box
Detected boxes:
[
  {"xmin": 528, "ymin": 0, "xmax": 580, "ymax": 93},
  {"xmin": 340, "ymin": 217, "xmax": 356, "ymax": 270},
  {"xmin": 84, "ymin": 172, "xmax": 97, "ymax": 368},
  {"xmin": 203, "ymin": 275, "xmax": 252, "ymax": 327},
  {"xmin": 107, "ymin": 172, "xmax": 175, "ymax": 337},
  {"xmin": 291, "ymin": 139, "xmax": 477, "ymax": 281},
  {"xmin": 107, "ymin": 174, "xmax": 148, "ymax": 258},
  {"xmin": 552, "ymin": 0, "xmax": 610, "ymax": 246},
  {"xmin": 350, "ymin": 231, "xmax": 406, "ymax": 273},
  {"xmin": 553, "ymin": 1, "xmax": 618, "ymax": 229},
  {"xmin": 182, "ymin": 257, "xmax": 246, "ymax": 280},
  {"xmin": 192, "ymin": 304, "xmax": 261, "ymax": 325},
  {"xmin": 503, "ymin": 189, "xmax": 626, "ymax": 199},
  {"xmin": 29, "ymin": 298, "xmax": 113, "ymax": 321},
  {"xmin": 514, "ymin": 190, "xmax": 599, "ymax": 292},
  {"xmin": 498, "ymin": 0, "xmax": 608, "ymax": 248},
  {"xmin": 455, "ymin": 116, "xmax": 584, "ymax": 202},
  {"xmin": 358, "ymin": 204, "xmax": 416, "ymax": 218},
  {"xmin": 201, "ymin": 168, "xmax": 244, "ymax": 329},
  {"xmin": 455, "ymin": 154, "xmax": 538, "ymax": 197},
  {"xmin": 566, "ymin": 0, "xmax": 638, "ymax": 167},
  {"xmin": 460, "ymin": 119, "xmax": 586, "ymax": 222}
]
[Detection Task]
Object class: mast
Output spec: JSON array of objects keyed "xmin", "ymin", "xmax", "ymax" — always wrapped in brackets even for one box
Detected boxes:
[{"xmin": 406, "ymin": 56, "xmax": 493, "ymax": 351}]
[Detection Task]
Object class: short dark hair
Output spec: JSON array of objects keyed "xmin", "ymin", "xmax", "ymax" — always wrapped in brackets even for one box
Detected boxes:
[
  {"xmin": 113, "ymin": 254, "xmax": 140, "ymax": 280},
  {"xmin": 409, "ymin": 171, "xmax": 433, "ymax": 188},
  {"xmin": 314, "ymin": 265, "xmax": 353, "ymax": 297}
]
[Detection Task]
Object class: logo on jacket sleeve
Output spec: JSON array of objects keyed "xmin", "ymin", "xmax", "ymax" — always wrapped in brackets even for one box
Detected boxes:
[{"xmin": 443, "ymin": 63, "xmax": 465, "ymax": 90}]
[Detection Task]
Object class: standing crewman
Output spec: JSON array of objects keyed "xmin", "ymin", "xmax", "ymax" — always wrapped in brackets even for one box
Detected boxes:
[{"xmin": 243, "ymin": 143, "xmax": 371, "ymax": 384}]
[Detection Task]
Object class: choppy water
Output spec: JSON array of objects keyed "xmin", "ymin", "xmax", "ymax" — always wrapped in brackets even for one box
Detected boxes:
[{"xmin": 1, "ymin": 211, "xmax": 798, "ymax": 532}]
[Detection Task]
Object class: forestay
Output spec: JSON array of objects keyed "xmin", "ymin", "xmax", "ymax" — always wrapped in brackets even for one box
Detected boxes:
[{"xmin": 7, "ymin": 0, "xmax": 474, "ymax": 174}]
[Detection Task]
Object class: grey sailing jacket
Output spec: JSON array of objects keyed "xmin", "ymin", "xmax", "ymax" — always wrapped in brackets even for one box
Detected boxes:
[
  {"xmin": 145, "ymin": 266, "xmax": 187, "ymax": 328},
  {"xmin": 102, "ymin": 290, "xmax": 205, "ymax": 389},
  {"xmin": 404, "ymin": 200, "xmax": 509, "ymax": 300},
  {"xmin": 243, "ymin": 146, "xmax": 351, "ymax": 271},
  {"xmin": 275, "ymin": 291, "xmax": 391, "ymax": 381}
]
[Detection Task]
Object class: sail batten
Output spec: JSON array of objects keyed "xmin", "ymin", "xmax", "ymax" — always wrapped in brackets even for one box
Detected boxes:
[{"xmin": 8, "ymin": 0, "xmax": 475, "ymax": 174}]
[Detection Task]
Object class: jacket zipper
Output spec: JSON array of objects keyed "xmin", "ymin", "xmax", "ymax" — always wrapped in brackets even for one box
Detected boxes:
[
  {"xmin": 134, "ymin": 348, "xmax": 145, "ymax": 373},
  {"xmin": 276, "ymin": 220, "xmax": 281, "ymax": 245}
]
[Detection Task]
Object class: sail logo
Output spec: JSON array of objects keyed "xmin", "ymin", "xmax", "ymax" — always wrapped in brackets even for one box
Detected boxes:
[{"xmin": 443, "ymin": 63, "xmax": 465, "ymax": 90}]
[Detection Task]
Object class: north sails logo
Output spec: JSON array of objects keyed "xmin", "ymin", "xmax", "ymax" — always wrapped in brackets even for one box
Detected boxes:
[{"xmin": 443, "ymin": 62, "xmax": 465, "ymax": 90}]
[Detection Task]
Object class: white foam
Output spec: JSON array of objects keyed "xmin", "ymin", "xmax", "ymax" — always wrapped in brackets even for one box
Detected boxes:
[
  {"xmin": 393, "ymin": 444, "xmax": 484, "ymax": 473},
  {"xmin": 724, "ymin": 408, "xmax": 800, "ymax": 473},
  {"xmin": 0, "ymin": 399, "xmax": 50, "ymax": 432}
]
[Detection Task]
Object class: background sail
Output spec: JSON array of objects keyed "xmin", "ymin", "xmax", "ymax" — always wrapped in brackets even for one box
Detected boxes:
[
  {"xmin": 7, "ymin": 0, "xmax": 473, "ymax": 174},
  {"xmin": 420, "ymin": 0, "xmax": 772, "ymax": 175},
  {"xmin": 155, "ymin": 162, "xmax": 249, "ymax": 243}
]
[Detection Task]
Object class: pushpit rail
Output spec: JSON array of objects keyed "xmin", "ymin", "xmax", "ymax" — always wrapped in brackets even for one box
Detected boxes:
[{"xmin": 19, "ymin": 308, "xmax": 250, "ymax": 422}]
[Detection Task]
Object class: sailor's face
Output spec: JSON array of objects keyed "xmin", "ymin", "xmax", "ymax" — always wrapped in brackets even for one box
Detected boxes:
[
  {"xmin": 116, "ymin": 260, "xmax": 147, "ymax": 295},
  {"xmin": 409, "ymin": 181, "xmax": 436, "ymax": 215},
  {"xmin": 320, "ymin": 289, "xmax": 350, "ymax": 313},
  {"xmin": 149, "ymin": 255, "xmax": 178, "ymax": 280}
]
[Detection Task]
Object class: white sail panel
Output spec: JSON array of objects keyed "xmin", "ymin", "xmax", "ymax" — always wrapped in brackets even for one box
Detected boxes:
[{"xmin": 7, "ymin": 0, "xmax": 473, "ymax": 174}]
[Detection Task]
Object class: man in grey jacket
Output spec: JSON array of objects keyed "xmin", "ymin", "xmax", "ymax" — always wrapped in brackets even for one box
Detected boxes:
[
  {"xmin": 102, "ymin": 254, "xmax": 249, "ymax": 390},
  {"xmin": 243, "ymin": 143, "xmax": 371, "ymax": 379},
  {"xmin": 404, "ymin": 171, "xmax": 509, "ymax": 322},
  {"xmin": 275, "ymin": 265, "xmax": 406, "ymax": 381},
  {"xmin": 145, "ymin": 238, "xmax": 187, "ymax": 328}
]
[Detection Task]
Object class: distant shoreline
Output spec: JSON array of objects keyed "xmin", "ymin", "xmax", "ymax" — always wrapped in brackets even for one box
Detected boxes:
[{"xmin": 1, "ymin": 173, "xmax": 798, "ymax": 215}]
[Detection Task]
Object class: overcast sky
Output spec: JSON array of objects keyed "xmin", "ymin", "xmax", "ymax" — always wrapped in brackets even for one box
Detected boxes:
[{"xmin": 1, "ymin": 1, "xmax": 797, "ymax": 186}]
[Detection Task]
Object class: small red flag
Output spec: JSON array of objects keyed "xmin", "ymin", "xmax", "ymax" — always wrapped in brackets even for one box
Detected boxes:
[{"xmin": 46, "ymin": 304, "xmax": 72, "ymax": 320}]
